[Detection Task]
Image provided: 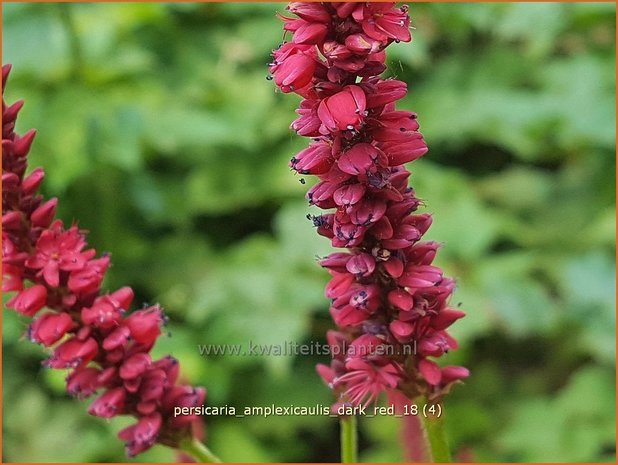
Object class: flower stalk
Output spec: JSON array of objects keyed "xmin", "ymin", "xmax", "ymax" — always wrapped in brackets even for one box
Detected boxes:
[
  {"xmin": 340, "ymin": 416, "xmax": 359, "ymax": 463},
  {"xmin": 420, "ymin": 401, "xmax": 451, "ymax": 463},
  {"xmin": 179, "ymin": 437, "xmax": 223, "ymax": 463}
]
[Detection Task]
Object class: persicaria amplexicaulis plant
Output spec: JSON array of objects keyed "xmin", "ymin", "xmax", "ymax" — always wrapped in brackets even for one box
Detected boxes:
[
  {"xmin": 1, "ymin": 64, "xmax": 219, "ymax": 461},
  {"xmin": 270, "ymin": 1, "xmax": 469, "ymax": 451}
]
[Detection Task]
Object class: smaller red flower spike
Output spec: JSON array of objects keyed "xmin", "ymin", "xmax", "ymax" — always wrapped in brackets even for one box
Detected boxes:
[
  {"xmin": 2, "ymin": 64, "xmax": 206, "ymax": 457},
  {"xmin": 271, "ymin": 2, "xmax": 469, "ymax": 408}
]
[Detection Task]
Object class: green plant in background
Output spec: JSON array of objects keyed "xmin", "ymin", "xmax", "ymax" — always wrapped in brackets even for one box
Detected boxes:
[{"xmin": 2, "ymin": 2, "xmax": 615, "ymax": 463}]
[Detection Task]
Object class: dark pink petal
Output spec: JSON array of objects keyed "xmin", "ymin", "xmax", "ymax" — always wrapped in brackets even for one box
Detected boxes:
[
  {"xmin": 370, "ymin": 216, "xmax": 394, "ymax": 240},
  {"xmin": 348, "ymin": 334, "xmax": 384, "ymax": 358},
  {"xmin": 288, "ymin": 2, "xmax": 332, "ymax": 22},
  {"xmin": 325, "ymin": 273, "xmax": 354, "ymax": 299},
  {"xmin": 88, "ymin": 387, "xmax": 126, "ymax": 418},
  {"xmin": 29, "ymin": 312, "xmax": 74, "ymax": 346},
  {"xmin": 381, "ymin": 136, "xmax": 428, "ymax": 166},
  {"xmin": 334, "ymin": 2, "xmax": 358, "ymax": 19},
  {"xmin": 139, "ymin": 369, "xmax": 167, "ymax": 402},
  {"xmin": 332, "ymin": 222, "xmax": 364, "ymax": 248},
  {"xmin": 399, "ymin": 265, "xmax": 443, "ymax": 288},
  {"xmin": 390, "ymin": 320, "xmax": 414, "ymax": 339},
  {"xmin": 386, "ymin": 198, "xmax": 421, "ymax": 220},
  {"xmin": 293, "ymin": 21, "xmax": 328, "ymax": 45},
  {"xmin": 333, "ymin": 183, "xmax": 365, "ymax": 207},
  {"xmin": 431, "ymin": 309, "xmax": 466, "ymax": 331},
  {"xmin": 349, "ymin": 284, "xmax": 380, "ymax": 312},
  {"xmin": 407, "ymin": 213, "xmax": 433, "ymax": 235},
  {"xmin": 13, "ymin": 129, "xmax": 37, "ymax": 157},
  {"xmin": 123, "ymin": 376, "xmax": 143, "ymax": 394},
  {"xmin": 383, "ymin": 256, "xmax": 404, "ymax": 278},
  {"xmin": 6, "ymin": 284, "xmax": 47, "ymax": 316},
  {"xmin": 49, "ymin": 337, "xmax": 98, "ymax": 368},
  {"xmin": 382, "ymin": 223, "xmax": 421, "ymax": 250},
  {"xmin": 345, "ymin": 33, "xmax": 383, "ymax": 54},
  {"xmin": 110, "ymin": 286, "xmax": 134, "ymax": 310},
  {"xmin": 332, "ymin": 304, "xmax": 368, "ymax": 327},
  {"xmin": 97, "ymin": 367, "xmax": 118, "ymax": 386},
  {"xmin": 418, "ymin": 334, "xmax": 449, "ymax": 357},
  {"xmin": 102, "ymin": 326, "xmax": 131, "ymax": 351},
  {"xmin": 388, "ymin": 288, "xmax": 414, "ymax": 311},
  {"xmin": 291, "ymin": 142, "xmax": 333, "ymax": 175},
  {"xmin": 326, "ymin": 330, "xmax": 349, "ymax": 358},
  {"xmin": 136, "ymin": 401, "xmax": 157, "ymax": 415},
  {"xmin": 120, "ymin": 353, "xmax": 152, "ymax": 380},
  {"xmin": 273, "ymin": 52, "xmax": 316, "ymax": 93},
  {"xmin": 2, "ymin": 98, "xmax": 23, "ymax": 122},
  {"xmin": 323, "ymin": 41, "xmax": 354, "ymax": 61},
  {"xmin": 346, "ymin": 253, "xmax": 375, "ymax": 277},
  {"xmin": 126, "ymin": 306, "xmax": 163, "ymax": 345},
  {"xmin": 68, "ymin": 256, "xmax": 109, "ymax": 295},
  {"xmin": 67, "ymin": 367, "xmax": 101, "ymax": 399},
  {"xmin": 338, "ymin": 143, "xmax": 384, "ymax": 175},
  {"xmin": 315, "ymin": 214, "xmax": 335, "ymax": 238},
  {"xmin": 441, "ymin": 366, "xmax": 470, "ymax": 384},
  {"xmin": 292, "ymin": 98, "xmax": 322, "ymax": 136},
  {"xmin": 2, "ymin": 211, "xmax": 22, "ymax": 230},
  {"xmin": 42, "ymin": 260, "xmax": 60, "ymax": 287},
  {"xmin": 349, "ymin": 199, "xmax": 387, "ymax": 225},
  {"xmin": 317, "ymin": 86, "xmax": 366, "ymax": 132},
  {"xmin": 31, "ymin": 198, "xmax": 57, "ymax": 228},
  {"xmin": 307, "ymin": 180, "xmax": 339, "ymax": 207},
  {"xmin": 319, "ymin": 252, "xmax": 351, "ymax": 272},
  {"xmin": 21, "ymin": 167, "xmax": 45, "ymax": 195},
  {"xmin": 419, "ymin": 359, "xmax": 442, "ymax": 385},
  {"xmin": 407, "ymin": 242, "xmax": 439, "ymax": 265},
  {"xmin": 365, "ymin": 81, "xmax": 408, "ymax": 108},
  {"xmin": 316, "ymin": 363, "xmax": 335, "ymax": 385}
]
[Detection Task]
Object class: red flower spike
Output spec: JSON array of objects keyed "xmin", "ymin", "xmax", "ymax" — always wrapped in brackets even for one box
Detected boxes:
[
  {"xmin": 2, "ymin": 63, "xmax": 208, "ymax": 457},
  {"xmin": 272, "ymin": 2, "xmax": 468, "ymax": 407}
]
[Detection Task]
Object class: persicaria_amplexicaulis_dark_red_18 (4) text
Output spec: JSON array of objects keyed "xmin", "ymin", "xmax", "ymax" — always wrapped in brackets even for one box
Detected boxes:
[
  {"xmin": 1, "ymin": 63, "xmax": 207, "ymax": 457},
  {"xmin": 270, "ymin": 2, "xmax": 469, "ymax": 409}
]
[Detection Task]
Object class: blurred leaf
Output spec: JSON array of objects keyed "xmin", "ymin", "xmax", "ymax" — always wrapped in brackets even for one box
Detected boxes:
[{"xmin": 499, "ymin": 366, "xmax": 616, "ymax": 462}]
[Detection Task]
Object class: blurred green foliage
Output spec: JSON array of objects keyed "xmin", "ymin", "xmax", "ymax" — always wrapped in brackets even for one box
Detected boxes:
[{"xmin": 2, "ymin": 2, "xmax": 615, "ymax": 462}]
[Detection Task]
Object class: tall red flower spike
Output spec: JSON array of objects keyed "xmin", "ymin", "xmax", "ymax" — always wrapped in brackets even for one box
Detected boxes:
[
  {"xmin": 2, "ymin": 64, "xmax": 206, "ymax": 457},
  {"xmin": 271, "ymin": 2, "xmax": 469, "ymax": 409}
]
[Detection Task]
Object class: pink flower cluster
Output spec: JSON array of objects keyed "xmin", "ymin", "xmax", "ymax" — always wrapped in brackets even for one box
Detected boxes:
[
  {"xmin": 271, "ymin": 2, "xmax": 469, "ymax": 407},
  {"xmin": 2, "ymin": 64, "xmax": 205, "ymax": 457}
]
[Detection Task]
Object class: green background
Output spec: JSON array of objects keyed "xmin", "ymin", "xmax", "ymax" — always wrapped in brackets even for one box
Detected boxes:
[{"xmin": 2, "ymin": 2, "xmax": 615, "ymax": 462}]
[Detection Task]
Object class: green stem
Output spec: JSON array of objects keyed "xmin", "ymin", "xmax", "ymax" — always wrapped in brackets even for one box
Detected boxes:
[
  {"xmin": 419, "ymin": 400, "xmax": 451, "ymax": 463},
  {"xmin": 179, "ymin": 437, "xmax": 222, "ymax": 463},
  {"xmin": 340, "ymin": 415, "xmax": 358, "ymax": 463},
  {"xmin": 56, "ymin": 3, "xmax": 84, "ymax": 80}
]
